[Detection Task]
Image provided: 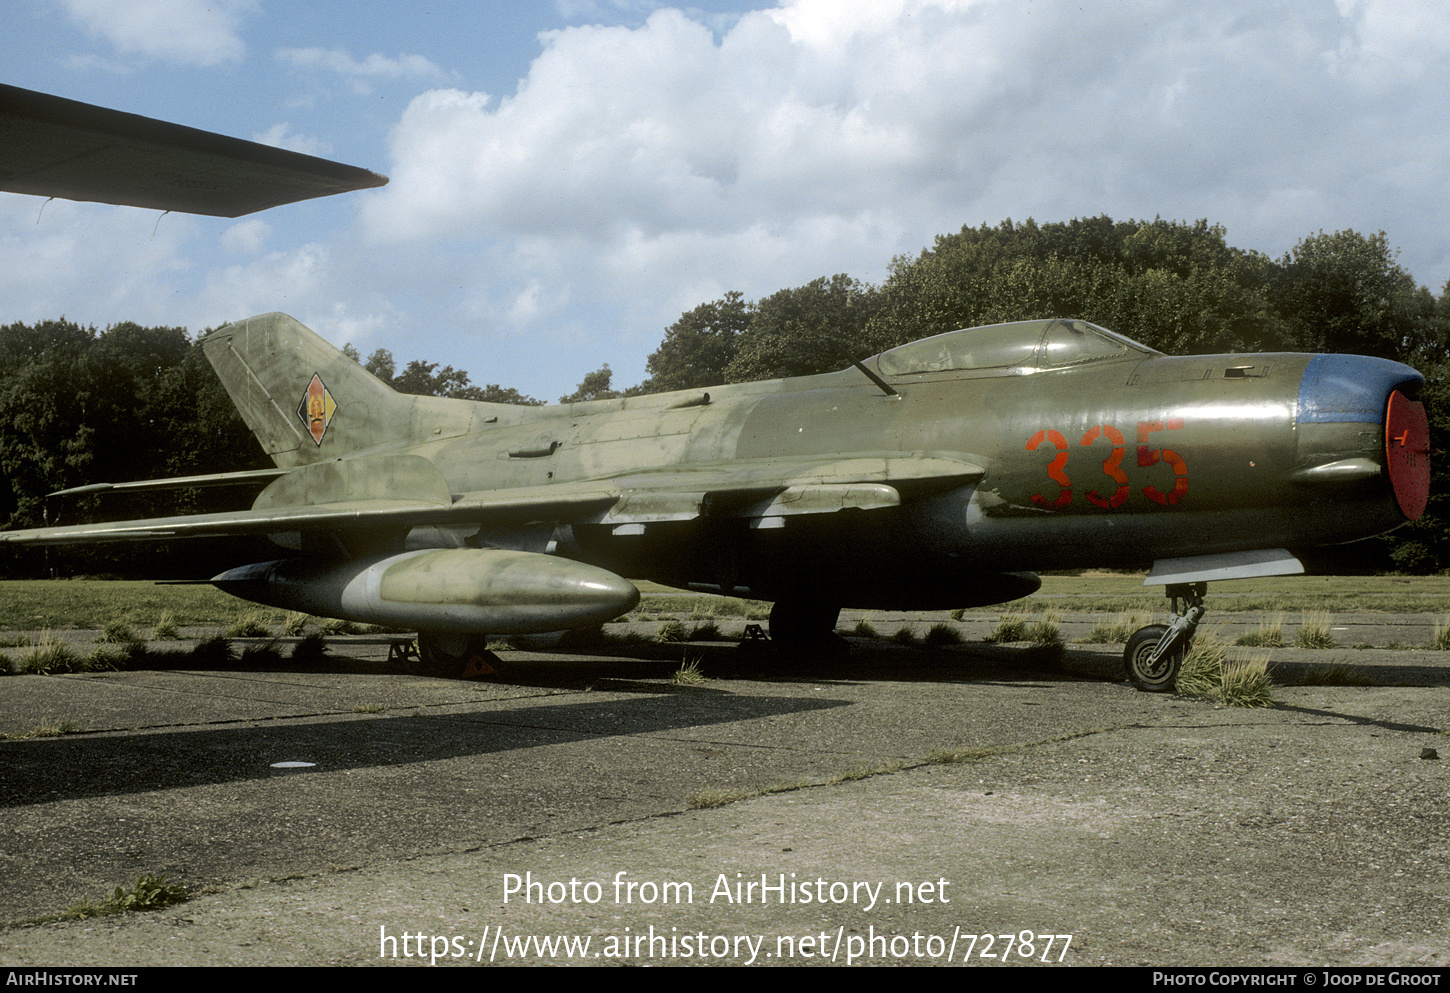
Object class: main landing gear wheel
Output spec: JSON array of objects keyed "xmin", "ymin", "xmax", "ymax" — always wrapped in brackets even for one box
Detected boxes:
[
  {"xmin": 1124, "ymin": 624, "xmax": 1184, "ymax": 693},
  {"xmin": 768, "ymin": 601, "xmax": 848, "ymax": 659},
  {"xmin": 415, "ymin": 631, "xmax": 502, "ymax": 680}
]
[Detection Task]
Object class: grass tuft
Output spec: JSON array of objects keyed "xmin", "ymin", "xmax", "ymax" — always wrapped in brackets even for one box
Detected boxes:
[
  {"xmin": 290, "ymin": 633, "xmax": 328, "ymax": 664},
  {"xmin": 150, "ymin": 611, "xmax": 179, "ymax": 641},
  {"xmin": 1295, "ymin": 611, "xmax": 1336, "ymax": 649},
  {"xmin": 19, "ymin": 633, "xmax": 85, "ymax": 674},
  {"xmin": 672, "ymin": 657, "xmax": 708, "ymax": 684},
  {"xmin": 1236, "ymin": 612, "xmax": 1285, "ymax": 648},
  {"xmin": 1176, "ymin": 633, "xmax": 1275, "ymax": 707},
  {"xmin": 891, "ymin": 626, "xmax": 918, "ymax": 646},
  {"xmin": 986, "ymin": 610, "xmax": 1031, "ymax": 643},
  {"xmin": 98, "ymin": 619, "xmax": 140, "ymax": 644},
  {"xmin": 853, "ymin": 618, "xmax": 879, "ymax": 639},
  {"xmin": 1080, "ymin": 612, "xmax": 1149, "ymax": 645},
  {"xmin": 922, "ymin": 623, "xmax": 963, "ymax": 648},
  {"xmin": 1026, "ymin": 611, "xmax": 1063, "ymax": 646},
  {"xmin": 688, "ymin": 622, "xmax": 722, "ymax": 641},
  {"xmin": 656, "ymin": 620, "xmax": 687, "ymax": 643},
  {"xmin": 1432, "ymin": 617, "xmax": 1450, "ymax": 651},
  {"xmin": 189, "ymin": 636, "xmax": 236, "ymax": 668},
  {"xmin": 224, "ymin": 612, "xmax": 274, "ymax": 638}
]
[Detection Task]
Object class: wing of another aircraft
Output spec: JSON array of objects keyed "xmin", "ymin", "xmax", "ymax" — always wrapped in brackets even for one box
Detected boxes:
[{"xmin": 0, "ymin": 83, "xmax": 387, "ymax": 216}]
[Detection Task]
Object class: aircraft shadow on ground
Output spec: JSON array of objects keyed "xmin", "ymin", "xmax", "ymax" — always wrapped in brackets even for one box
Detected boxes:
[{"xmin": 0, "ymin": 688, "xmax": 849, "ymax": 806}]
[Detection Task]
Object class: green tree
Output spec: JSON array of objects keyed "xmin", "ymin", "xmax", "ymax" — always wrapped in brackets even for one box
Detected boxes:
[
  {"xmin": 560, "ymin": 365, "xmax": 621, "ymax": 403},
  {"xmin": 725, "ymin": 274, "xmax": 881, "ymax": 383},
  {"xmin": 1271, "ymin": 229, "xmax": 1430, "ymax": 358},
  {"xmin": 638, "ymin": 291, "xmax": 749, "ymax": 394},
  {"xmin": 866, "ymin": 216, "xmax": 1282, "ymax": 355}
]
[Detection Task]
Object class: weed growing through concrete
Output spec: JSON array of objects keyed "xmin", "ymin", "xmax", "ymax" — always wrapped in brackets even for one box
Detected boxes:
[
  {"xmin": 986, "ymin": 611, "xmax": 1030, "ymax": 643},
  {"xmin": 688, "ymin": 622, "xmax": 722, "ymax": 641},
  {"xmin": 672, "ymin": 657, "xmax": 708, "ymax": 684},
  {"xmin": 922, "ymin": 623, "xmax": 963, "ymax": 648},
  {"xmin": 891, "ymin": 626, "xmax": 919, "ymax": 646},
  {"xmin": 853, "ymin": 618, "xmax": 879, "ymax": 639},
  {"xmin": 20, "ymin": 633, "xmax": 86, "ymax": 674},
  {"xmin": 151, "ymin": 610, "xmax": 179, "ymax": 641},
  {"xmin": 290, "ymin": 633, "xmax": 328, "ymax": 664},
  {"xmin": 224, "ymin": 612, "xmax": 274, "ymax": 638},
  {"xmin": 1432, "ymin": 618, "xmax": 1450, "ymax": 651},
  {"xmin": 657, "ymin": 620, "xmax": 687, "ymax": 643},
  {"xmin": 1176, "ymin": 632, "xmax": 1275, "ymax": 707},
  {"xmin": 66, "ymin": 874, "xmax": 189, "ymax": 920},
  {"xmin": 1080, "ymin": 612, "xmax": 1149, "ymax": 644},
  {"xmin": 98, "ymin": 619, "xmax": 140, "ymax": 644},
  {"xmin": 1237, "ymin": 612, "xmax": 1286, "ymax": 648},
  {"xmin": 1296, "ymin": 611, "xmax": 1336, "ymax": 649},
  {"xmin": 1026, "ymin": 611, "xmax": 1063, "ymax": 646}
]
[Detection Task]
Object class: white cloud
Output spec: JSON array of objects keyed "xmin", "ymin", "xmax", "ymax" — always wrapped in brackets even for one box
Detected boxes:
[
  {"xmin": 363, "ymin": 1, "xmax": 1450, "ymax": 309},
  {"xmin": 222, "ymin": 219, "xmax": 271, "ymax": 255},
  {"xmin": 59, "ymin": 0, "xmax": 257, "ymax": 67},
  {"xmin": 275, "ymin": 47, "xmax": 451, "ymax": 95},
  {"xmin": 252, "ymin": 123, "xmax": 332, "ymax": 157},
  {"xmin": 276, "ymin": 47, "xmax": 448, "ymax": 80}
]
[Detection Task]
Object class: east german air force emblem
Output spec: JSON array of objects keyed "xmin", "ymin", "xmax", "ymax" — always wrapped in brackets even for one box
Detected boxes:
[{"xmin": 298, "ymin": 373, "xmax": 336, "ymax": 445}]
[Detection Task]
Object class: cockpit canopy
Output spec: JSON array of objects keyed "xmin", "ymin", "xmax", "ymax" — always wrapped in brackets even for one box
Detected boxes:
[{"xmin": 874, "ymin": 319, "xmax": 1158, "ymax": 378}]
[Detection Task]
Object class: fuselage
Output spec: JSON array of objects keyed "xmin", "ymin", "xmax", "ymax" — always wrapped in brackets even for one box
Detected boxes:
[{"xmin": 387, "ymin": 320, "xmax": 1426, "ymax": 608}]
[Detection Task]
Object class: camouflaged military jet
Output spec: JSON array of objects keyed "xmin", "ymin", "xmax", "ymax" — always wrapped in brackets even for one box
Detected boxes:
[{"xmin": 0, "ymin": 85, "xmax": 1431, "ymax": 692}]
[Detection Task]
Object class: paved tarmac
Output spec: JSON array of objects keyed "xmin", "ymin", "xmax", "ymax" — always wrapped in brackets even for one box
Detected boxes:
[{"xmin": 1, "ymin": 632, "xmax": 1447, "ymax": 967}]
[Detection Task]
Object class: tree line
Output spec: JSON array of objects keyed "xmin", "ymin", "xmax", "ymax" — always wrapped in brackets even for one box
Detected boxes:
[{"xmin": 2, "ymin": 215, "xmax": 1446, "ymax": 574}]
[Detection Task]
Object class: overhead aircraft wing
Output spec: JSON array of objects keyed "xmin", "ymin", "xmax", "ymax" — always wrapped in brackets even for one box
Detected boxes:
[
  {"xmin": 0, "ymin": 83, "xmax": 388, "ymax": 216},
  {"xmin": 2, "ymin": 452, "xmax": 985, "ymax": 546}
]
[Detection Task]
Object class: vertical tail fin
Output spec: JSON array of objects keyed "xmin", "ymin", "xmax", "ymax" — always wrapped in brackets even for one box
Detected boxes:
[{"xmin": 203, "ymin": 312, "xmax": 476, "ymax": 467}]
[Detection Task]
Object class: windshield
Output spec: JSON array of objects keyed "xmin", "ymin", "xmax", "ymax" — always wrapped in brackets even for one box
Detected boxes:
[{"xmin": 875, "ymin": 319, "xmax": 1153, "ymax": 377}]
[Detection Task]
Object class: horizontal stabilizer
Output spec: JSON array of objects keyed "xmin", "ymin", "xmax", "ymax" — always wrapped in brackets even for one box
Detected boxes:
[
  {"xmin": 48, "ymin": 467, "xmax": 289, "ymax": 498},
  {"xmin": 0, "ymin": 84, "xmax": 388, "ymax": 217}
]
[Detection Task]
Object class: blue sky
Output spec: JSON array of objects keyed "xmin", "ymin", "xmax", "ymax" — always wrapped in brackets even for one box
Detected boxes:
[{"xmin": 4, "ymin": 0, "xmax": 1450, "ymax": 402}]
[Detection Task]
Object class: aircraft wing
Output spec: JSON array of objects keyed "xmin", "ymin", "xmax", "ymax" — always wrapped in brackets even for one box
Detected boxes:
[
  {"xmin": 0, "ymin": 83, "xmax": 387, "ymax": 216},
  {"xmin": 0, "ymin": 453, "xmax": 984, "ymax": 546},
  {"xmin": 595, "ymin": 453, "xmax": 985, "ymax": 524}
]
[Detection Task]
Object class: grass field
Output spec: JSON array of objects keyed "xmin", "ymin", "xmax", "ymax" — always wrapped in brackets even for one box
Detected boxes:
[{"xmin": 0, "ymin": 573, "xmax": 1447, "ymax": 631}]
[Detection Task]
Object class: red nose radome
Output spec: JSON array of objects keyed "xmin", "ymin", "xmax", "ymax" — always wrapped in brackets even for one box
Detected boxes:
[{"xmin": 1386, "ymin": 389, "xmax": 1430, "ymax": 521}]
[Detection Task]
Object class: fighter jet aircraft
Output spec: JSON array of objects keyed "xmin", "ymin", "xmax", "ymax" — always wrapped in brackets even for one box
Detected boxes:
[{"xmin": 0, "ymin": 85, "xmax": 1431, "ymax": 691}]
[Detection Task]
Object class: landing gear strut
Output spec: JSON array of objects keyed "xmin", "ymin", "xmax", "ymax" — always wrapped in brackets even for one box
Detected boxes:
[{"xmin": 1125, "ymin": 582, "xmax": 1206, "ymax": 693}]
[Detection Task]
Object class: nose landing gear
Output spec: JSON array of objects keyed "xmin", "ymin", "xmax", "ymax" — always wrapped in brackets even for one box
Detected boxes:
[{"xmin": 1125, "ymin": 582, "xmax": 1206, "ymax": 692}]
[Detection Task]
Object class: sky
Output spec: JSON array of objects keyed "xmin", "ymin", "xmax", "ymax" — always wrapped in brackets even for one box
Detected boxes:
[{"xmin": 3, "ymin": 0, "xmax": 1450, "ymax": 402}]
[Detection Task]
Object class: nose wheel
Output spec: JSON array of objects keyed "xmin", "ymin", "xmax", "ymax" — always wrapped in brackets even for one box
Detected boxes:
[{"xmin": 1125, "ymin": 582, "xmax": 1205, "ymax": 693}]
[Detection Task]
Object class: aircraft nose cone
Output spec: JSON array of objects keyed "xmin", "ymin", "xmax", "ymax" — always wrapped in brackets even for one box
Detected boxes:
[{"xmin": 1298, "ymin": 354, "xmax": 1430, "ymax": 521}]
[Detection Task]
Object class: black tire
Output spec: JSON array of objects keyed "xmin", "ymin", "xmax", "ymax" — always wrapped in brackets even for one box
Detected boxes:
[
  {"xmin": 415, "ymin": 632, "xmax": 501, "ymax": 679},
  {"xmin": 768, "ymin": 601, "xmax": 847, "ymax": 658},
  {"xmin": 1124, "ymin": 624, "xmax": 1183, "ymax": 693}
]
